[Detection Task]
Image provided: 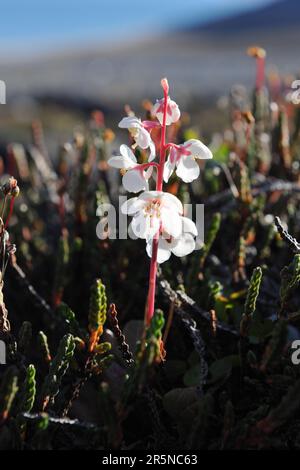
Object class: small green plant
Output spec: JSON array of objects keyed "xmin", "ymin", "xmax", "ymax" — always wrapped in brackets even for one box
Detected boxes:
[{"xmin": 40, "ymin": 334, "xmax": 75, "ymax": 411}]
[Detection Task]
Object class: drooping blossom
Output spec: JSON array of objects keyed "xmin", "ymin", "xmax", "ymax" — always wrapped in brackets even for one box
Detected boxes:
[
  {"xmin": 118, "ymin": 116, "xmax": 157, "ymax": 161},
  {"xmin": 121, "ymin": 191, "xmax": 183, "ymax": 240},
  {"xmin": 164, "ymin": 139, "xmax": 213, "ymax": 183},
  {"xmin": 108, "ymin": 145, "xmax": 153, "ymax": 193},
  {"xmin": 152, "ymin": 97, "xmax": 180, "ymax": 126},
  {"xmin": 146, "ymin": 216, "xmax": 198, "ymax": 264}
]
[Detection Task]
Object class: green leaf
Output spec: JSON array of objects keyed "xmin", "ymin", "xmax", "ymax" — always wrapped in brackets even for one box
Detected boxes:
[
  {"xmin": 208, "ymin": 355, "xmax": 240, "ymax": 384},
  {"xmin": 183, "ymin": 364, "xmax": 202, "ymax": 387},
  {"xmin": 163, "ymin": 387, "xmax": 199, "ymax": 421}
]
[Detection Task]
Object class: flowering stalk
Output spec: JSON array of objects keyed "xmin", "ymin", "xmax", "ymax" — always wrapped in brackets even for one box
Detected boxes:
[
  {"xmin": 256, "ymin": 55, "xmax": 265, "ymax": 91},
  {"xmin": 146, "ymin": 79, "xmax": 169, "ymax": 325},
  {"xmin": 4, "ymin": 198, "xmax": 15, "ymax": 229},
  {"xmin": 109, "ymin": 78, "xmax": 212, "ymax": 330},
  {"xmin": 247, "ymin": 46, "xmax": 266, "ymax": 91}
]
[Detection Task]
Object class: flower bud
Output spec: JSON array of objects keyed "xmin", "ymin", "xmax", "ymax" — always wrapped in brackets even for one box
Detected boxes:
[
  {"xmin": 2, "ymin": 177, "xmax": 19, "ymax": 198},
  {"xmin": 161, "ymin": 77, "xmax": 169, "ymax": 94}
]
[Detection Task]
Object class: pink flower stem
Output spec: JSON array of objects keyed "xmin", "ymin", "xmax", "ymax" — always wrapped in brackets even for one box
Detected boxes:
[
  {"xmin": 164, "ymin": 143, "xmax": 178, "ymax": 151},
  {"xmin": 135, "ymin": 162, "xmax": 159, "ymax": 171},
  {"xmin": 145, "ymin": 81, "xmax": 169, "ymax": 325},
  {"xmin": 4, "ymin": 197, "xmax": 15, "ymax": 229}
]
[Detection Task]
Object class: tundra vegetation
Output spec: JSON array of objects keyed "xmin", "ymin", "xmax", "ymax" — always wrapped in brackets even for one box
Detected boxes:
[{"xmin": 0, "ymin": 47, "xmax": 300, "ymax": 449}]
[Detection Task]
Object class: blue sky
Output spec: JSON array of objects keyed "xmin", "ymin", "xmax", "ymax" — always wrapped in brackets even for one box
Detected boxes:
[{"xmin": 0, "ymin": 0, "xmax": 273, "ymax": 53}]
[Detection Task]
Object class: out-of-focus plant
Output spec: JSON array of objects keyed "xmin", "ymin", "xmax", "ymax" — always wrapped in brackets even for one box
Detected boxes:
[{"xmin": 40, "ymin": 334, "xmax": 75, "ymax": 411}]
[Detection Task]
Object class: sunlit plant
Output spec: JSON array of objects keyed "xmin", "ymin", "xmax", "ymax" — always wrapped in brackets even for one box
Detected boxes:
[{"xmin": 109, "ymin": 78, "xmax": 212, "ymax": 323}]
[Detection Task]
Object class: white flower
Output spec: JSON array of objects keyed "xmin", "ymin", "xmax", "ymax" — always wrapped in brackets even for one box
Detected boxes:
[
  {"xmin": 121, "ymin": 191, "xmax": 183, "ymax": 240},
  {"xmin": 146, "ymin": 216, "xmax": 198, "ymax": 264},
  {"xmin": 152, "ymin": 97, "xmax": 180, "ymax": 126},
  {"xmin": 108, "ymin": 145, "xmax": 152, "ymax": 193},
  {"xmin": 164, "ymin": 139, "xmax": 213, "ymax": 183},
  {"xmin": 118, "ymin": 116, "xmax": 156, "ymax": 161}
]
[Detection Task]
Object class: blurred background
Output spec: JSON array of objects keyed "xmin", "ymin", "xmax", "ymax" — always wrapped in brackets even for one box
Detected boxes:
[{"xmin": 0, "ymin": 0, "xmax": 299, "ymax": 147}]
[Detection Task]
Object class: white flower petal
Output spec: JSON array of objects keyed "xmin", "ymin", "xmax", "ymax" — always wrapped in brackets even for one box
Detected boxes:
[
  {"xmin": 107, "ymin": 156, "xmax": 128, "ymax": 169},
  {"xmin": 152, "ymin": 100, "xmax": 166, "ymax": 125},
  {"xmin": 176, "ymin": 155, "xmax": 200, "ymax": 183},
  {"xmin": 161, "ymin": 192, "xmax": 183, "ymax": 214},
  {"xmin": 131, "ymin": 212, "xmax": 160, "ymax": 239},
  {"xmin": 108, "ymin": 145, "xmax": 137, "ymax": 169},
  {"xmin": 147, "ymin": 215, "xmax": 161, "ymax": 238},
  {"xmin": 171, "ymin": 233, "xmax": 196, "ymax": 257},
  {"xmin": 131, "ymin": 212, "xmax": 149, "ymax": 238},
  {"xmin": 157, "ymin": 245, "xmax": 172, "ymax": 263},
  {"xmin": 128, "ymin": 222, "xmax": 138, "ymax": 240},
  {"xmin": 167, "ymin": 99, "xmax": 180, "ymax": 125},
  {"xmin": 146, "ymin": 238, "xmax": 153, "ymax": 258},
  {"xmin": 152, "ymin": 98, "xmax": 181, "ymax": 126},
  {"xmin": 181, "ymin": 216, "xmax": 198, "ymax": 236},
  {"xmin": 121, "ymin": 197, "xmax": 144, "ymax": 215},
  {"xmin": 148, "ymin": 140, "xmax": 156, "ymax": 162},
  {"xmin": 163, "ymin": 158, "xmax": 175, "ymax": 182},
  {"xmin": 137, "ymin": 190, "xmax": 162, "ymax": 203},
  {"xmin": 118, "ymin": 116, "xmax": 141, "ymax": 129},
  {"xmin": 151, "ymin": 101, "xmax": 162, "ymax": 122},
  {"xmin": 108, "ymin": 155, "xmax": 135, "ymax": 170},
  {"xmin": 160, "ymin": 208, "xmax": 182, "ymax": 238},
  {"xmin": 184, "ymin": 139, "xmax": 213, "ymax": 160},
  {"xmin": 120, "ymin": 144, "xmax": 137, "ymax": 162},
  {"xmin": 122, "ymin": 170, "xmax": 148, "ymax": 193},
  {"xmin": 136, "ymin": 127, "xmax": 151, "ymax": 149},
  {"xmin": 146, "ymin": 237, "xmax": 172, "ymax": 264}
]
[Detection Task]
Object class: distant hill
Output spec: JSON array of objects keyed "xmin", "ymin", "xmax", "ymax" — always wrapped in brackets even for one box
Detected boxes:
[
  {"xmin": 190, "ymin": 0, "xmax": 300, "ymax": 33},
  {"xmin": 0, "ymin": 0, "xmax": 299, "ymax": 109}
]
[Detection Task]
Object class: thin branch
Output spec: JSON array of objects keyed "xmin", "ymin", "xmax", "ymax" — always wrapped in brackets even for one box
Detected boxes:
[
  {"xmin": 158, "ymin": 278, "xmax": 238, "ymax": 338},
  {"xmin": 10, "ymin": 260, "xmax": 54, "ymax": 318},
  {"xmin": 275, "ymin": 216, "xmax": 300, "ymax": 253},
  {"xmin": 22, "ymin": 412, "xmax": 99, "ymax": 430}
]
